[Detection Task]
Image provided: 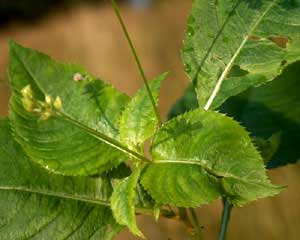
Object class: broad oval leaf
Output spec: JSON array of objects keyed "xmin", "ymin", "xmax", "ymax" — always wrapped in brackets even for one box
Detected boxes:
[
  {"xmin": 0, "ymin": 118, "xmax": 123, "ymax": 240},
  {"xmin": 183, "ymin": 0, "xmax": 300, "ymax": 109},
  {"xmin": 111, "ymin": 167, "xmax": 144, "ymax": 238},
  {"xmin": 142, "ymin": 163, "xmax": 220, "ymax": 207},
  {"xmin": 9, "ymin": 41, "xmax": 130, "ymax": 176},
  {"xmin": 119, "ymin": 72, "xmax": 167, "ymax": 150},
  {"xmin": 141, "ymin": 109, "xmax": 283, "ymax": 207},
  {"xmin": 221, "ymin": 61, "xmax": 300, "ymax": 168}
]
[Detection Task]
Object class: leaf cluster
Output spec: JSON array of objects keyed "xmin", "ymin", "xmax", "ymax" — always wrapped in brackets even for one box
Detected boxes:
[{"xmin": 1, "ymin": 0, "xmax": 300, "ymax": 239}]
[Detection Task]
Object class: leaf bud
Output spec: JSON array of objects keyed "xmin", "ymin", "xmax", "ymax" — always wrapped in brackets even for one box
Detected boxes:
[
  {"xmin": 45, "ymin": 95, "xmax": 52, "ymax": 105},
  {"xmin": 53, "ymin": 96, "xmax": 63, "ymax": 110}
]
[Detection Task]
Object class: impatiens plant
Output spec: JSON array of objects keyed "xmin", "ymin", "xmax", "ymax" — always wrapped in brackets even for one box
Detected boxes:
[{"xmin": 1, "ymin": 0, "xmax": 300, "ymax": 239}]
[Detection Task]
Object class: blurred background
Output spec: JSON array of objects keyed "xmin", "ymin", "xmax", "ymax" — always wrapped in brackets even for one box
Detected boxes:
[{"xmin": 0, "ymin": 0, "xmax": 299, "ymax": 239}]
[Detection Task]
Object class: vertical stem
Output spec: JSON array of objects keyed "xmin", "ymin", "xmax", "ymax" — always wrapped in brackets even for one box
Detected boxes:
[
  {"xmin": 218, "ymin": 198, "xmax": 233, "ymax": 240},
  {"xmin": 110, "ymin": 0, "xmax": 162, "ymax": 126},
  {"xmin": 179, "ymin": 208, "xmax": 204, "ymax": 240},
  {"xmin": 179, "ymin": 208, "xmax": 194, "ymax": 238},
  {"xmin": 189, "ymin": 208, "xmax": 204, "ymax": 240}
]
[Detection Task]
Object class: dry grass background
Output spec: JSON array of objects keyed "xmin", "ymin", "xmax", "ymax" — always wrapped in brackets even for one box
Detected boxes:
[{"xmin": 0, "ymin": 1, "xmax": 299, "ymax": 239}]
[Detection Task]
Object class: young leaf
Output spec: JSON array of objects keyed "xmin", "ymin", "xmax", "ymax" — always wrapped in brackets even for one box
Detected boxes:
[
  {"xmin": 183, "ymin": 0, "xmax": 300, "ymax": 109},
  {"xmin": 220, "ymin": 61, "xmax": 300, "ymax": 168},
  {"xmin": 119, "ymin": 73, "xmax": 167, "ymax": 150},
  {"xmin": 9, "ymin": 41, "xmax": 132, "ymax": 176},
  {"xmin": 111, "ymin": 166, "xmax": 144, "ymax": 238},
  {"xmin": 141, "ymin": 109, "xmax": 283, "ymax": 207},
  {"xmin": 0, "ymin": 118, "xmax": 122, "ymax": 239}
]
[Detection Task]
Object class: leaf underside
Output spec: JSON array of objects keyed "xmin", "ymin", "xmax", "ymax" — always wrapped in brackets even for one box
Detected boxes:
[{"xmin": 183, "ymin": 0, "xmax": 300, "ymax": 109}]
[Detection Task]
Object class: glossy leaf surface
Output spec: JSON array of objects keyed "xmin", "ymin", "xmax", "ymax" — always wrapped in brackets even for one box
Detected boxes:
[
  {"xmin": 142, "ymin": 109, "xmax": 283, "ymax": 207},
  {"xmin": 0, "ymin": 118, "xmax": 122, "ymax": 239},
  {"xmin": 9, "ymin": 41, "xmax": 130, "ymax": 176},
  {"xmin": 183, "ymin": 0, "xmax": 300, "ymax": 109}
]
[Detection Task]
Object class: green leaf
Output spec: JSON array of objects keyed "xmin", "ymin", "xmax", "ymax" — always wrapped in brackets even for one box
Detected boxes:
[
  {"xmin": 0, "ymin": 118, "xmax": 122, "ymax": 239},
  {"xmin": 220, "ymin": 61, "xmax": 300, "ymax": 168},
  {"xmin": 111, "ymin": 166, "xmax": 144, "ymax": 238},
  {"xmin": 119, "ymin": 73, "xmax": 167, "ymax": 150},
  {"xmin": 9, "ymin": 41, "xmax": 131, "ymax": 176},
  {"xmin": 141, "ymin": 109, "xmax": 283, "ymax": 207},
  {"xmin": 183, "ymin": 0, "xmax": 300, "ymax": 109},
  {"xmin": 167, "ymin": 85, "xmax": 198, "ymax": 120}
]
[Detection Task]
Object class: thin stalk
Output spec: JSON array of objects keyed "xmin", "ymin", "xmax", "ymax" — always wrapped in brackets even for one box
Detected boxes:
[
  {"xmin": 179, "ymin": 208, "xmax": 194, "ymax": 238},
  {"xmin": 218, "ymin": 198, "xmax": 233, "ymax": 240},
  {"xmin": 188, "ymin": 208, "xmax": 204, "ymax": 240},
  {"xmin": 110, "ymin": 0, "xmax": 162, "ymax": 127},
  {"xmin": 178, "ymin": 208, "xmax": 204, "ymax": 240},
  {"xmin": 57, "ymin": 111, "xmax": 151, "ymax": 163}
]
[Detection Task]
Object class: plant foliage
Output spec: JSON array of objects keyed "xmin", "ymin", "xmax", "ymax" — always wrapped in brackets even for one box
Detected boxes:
[
  {"xmin": 0, "ymin": 119, "xmax": 123, "ymax": 239},
  {"xmin": 1, "ymin": 0, "xmax": 299, "ymax": 238},
  {"xmin": 182, "ymin": 0, "xmax": 300, "ymax": 110}
]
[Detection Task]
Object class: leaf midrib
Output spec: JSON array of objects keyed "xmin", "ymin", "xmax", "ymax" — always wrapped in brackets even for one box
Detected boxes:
[
  {"xmin": 11, "ymin": 46, "xmax": 150, "ymax": 164},
  {"xmin": 0, "ymin": 185, "xmax": 157, "ymax": 215},
  {"xmin": 153, "ymin": 159, "xmax": 278, "ymax": 188},
  {"xmin": 204, "ymin": 0, "xmax": 277, "ymax": 110},
  {"xmin": 0, "ymin": 185, "xmax": 111, "ymax": 207}
]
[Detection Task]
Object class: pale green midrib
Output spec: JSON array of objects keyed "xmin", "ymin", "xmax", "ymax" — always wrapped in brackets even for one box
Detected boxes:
[
  {"xmin": 204, "ymin": 0, "xmax": 277, "ymax": 110},
  {"xmin": 58, "ymin": 111, "xmax": 151, "ymax": 162},
  {"xmin": 0, "ymin": 185, "xmax": 110, "ymax": 206},
  {"xmin": 12, "ymin": 48, "xmax": 150, "ymax": 164},
  {"xmin": 0, "ymin": 186, "xmax": 155, "ymax": 215},
  {"xmin": 153, "ymin": 159, "xmax": 280, "ymax": 188}
]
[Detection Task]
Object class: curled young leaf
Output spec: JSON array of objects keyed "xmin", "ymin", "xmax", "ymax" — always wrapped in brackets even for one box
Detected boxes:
[
  {"xmin": 119, "ymin": 72, "xmax": 168, "ymax": 150},
  {"xmin": 111, "ymin": 166, "xmax": 144, "ymax": 238}
]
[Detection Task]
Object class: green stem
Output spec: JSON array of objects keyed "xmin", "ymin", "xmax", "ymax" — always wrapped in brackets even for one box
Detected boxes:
[
  {"xmin": 178, "ymin": 208, "xmax": 203, "ymax": 240},
  {"xmin": 179, "ymin": 208, "xmax": 194, "ymax": 237},
  {"xmin": 189, "ymin": 208, "xmax": 204, "ymax": 240},
  {"xmin": 110, "ymin": 0, "xmax": 162, "ymax": 127},
  {"xmin": 218, "ymin": 198, "xmax": 233, "ymax": 240}
]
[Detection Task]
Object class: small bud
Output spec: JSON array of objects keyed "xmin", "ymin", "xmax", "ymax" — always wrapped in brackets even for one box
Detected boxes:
[
  {"xmin": 22, "ymin": 98, "xmax": 34, "ymax": 112},
  {"xmin": 73, "ymin": 73, "xmax": 84, "ymax": 82},
  {"xmin": 21, "ymin": 85, "xmax": 35, "ymax": 112},
  {"xmin": 45, "ymin": 95, "xmax": 52, "ymax": 105},
  {"xmin": 53, "ymin": 96, "xmax": 62, "ymax": 110},
  {"xmin": 40, "ymin": 110, "xmax": 52, "ymax": 121},
  {"xmin": 32, "ymin": 108, "xmax": 42, "ymax": 113},
  {"xmin": 21, "ymin": 85, "xmax": 33, "ymax": 99}
]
